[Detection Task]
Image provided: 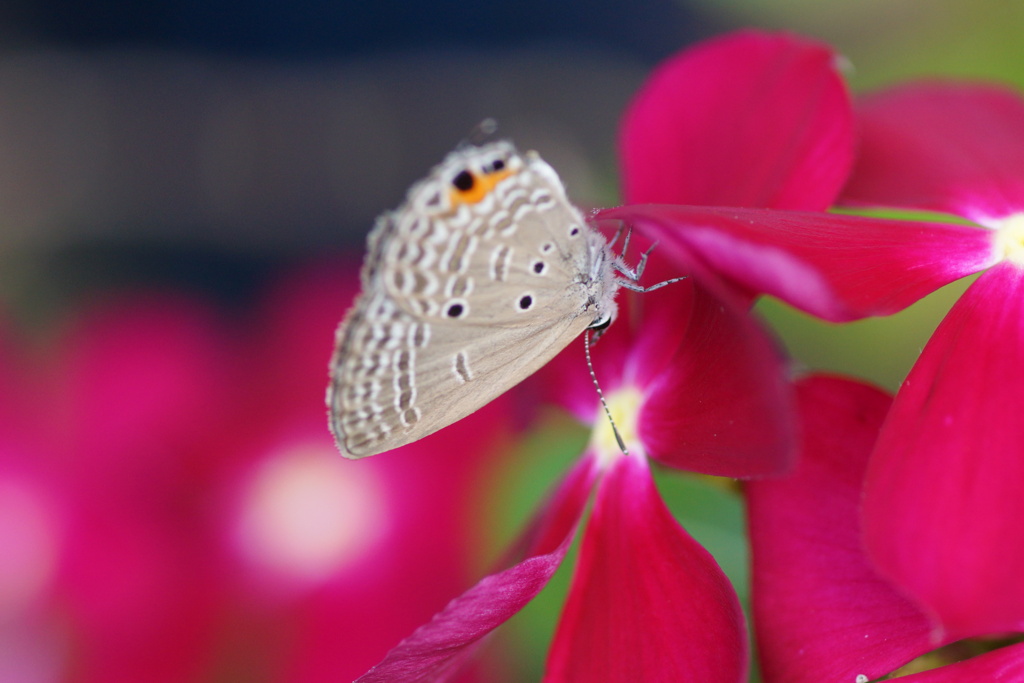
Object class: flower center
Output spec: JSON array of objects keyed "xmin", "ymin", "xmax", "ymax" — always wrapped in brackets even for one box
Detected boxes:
[
  {"xmin": 993, "ymin": 213, "xmax": 1024, "ymax": 266},
  {"xmin": 590, "ymin": 386, "xmax": 644, "ymax": 466},
  {"xmin": 235, "ymin": 441, "xmax": 387, "ymax": 586}
]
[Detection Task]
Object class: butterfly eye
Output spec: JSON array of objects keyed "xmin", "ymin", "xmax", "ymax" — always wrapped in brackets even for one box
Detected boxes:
[
  {"xmin": 490, "ymin": 158, "xmax": 505, "ymax": 172},
  {"xmin": 588, "ymin": 313, "xmax": 613, "ymax": 331}
]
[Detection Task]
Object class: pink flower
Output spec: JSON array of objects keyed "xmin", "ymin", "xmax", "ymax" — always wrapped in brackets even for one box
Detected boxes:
[
  {"xmin": 747, "ymin": 375, "xmax": 1024, "ymax": 681},
  {"xmin": 620, "ymin": 30, "xmax": 854, "ymax": 212},
  {"xmin": 352, "ymin": 29, "xmax": 864, "ymax": 682},
  {"xmin": 603, "ymin": 39, "xmax": 1024, "ymax": 643},
  {"xmin": 355, "ymin": 278, "xmax": 791, "ymax": 683},
  {"xmin": 840, "ymin": 84, "xmax": 1024, "ymax": 639},
  {"xmin": 7, "ymin": 294, "xmax": 236, "ymax": 683}
]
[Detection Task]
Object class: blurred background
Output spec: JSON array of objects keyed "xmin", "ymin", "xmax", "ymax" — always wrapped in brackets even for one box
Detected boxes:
[{"xmin": 1, "ymin": 0, "xmax": 1022, "ymax": 681}]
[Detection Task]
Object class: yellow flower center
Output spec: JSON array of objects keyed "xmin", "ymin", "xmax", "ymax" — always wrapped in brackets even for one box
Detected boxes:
[
  {"xmin": 993, "ymin": 213, "xmax": 1024, "ymax": 266},
  {"xmin": 590, "ymin": 386, "xmax": 644, "ymax": 467}
]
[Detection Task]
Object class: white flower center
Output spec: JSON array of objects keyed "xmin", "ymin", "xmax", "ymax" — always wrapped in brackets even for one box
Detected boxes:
[
  {"xmin": 235, "ymin": 441, "xmax": 386, "ymax": 587},
  {"xmin": 993, "ymin": 213, "xmax": 1024, "ymax": 265}
]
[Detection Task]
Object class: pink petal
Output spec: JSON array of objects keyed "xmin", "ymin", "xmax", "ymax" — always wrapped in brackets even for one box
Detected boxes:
[
  {"xmin": 620, "ymin": 30, "xmax": 853, "ymax": 210},
  {"xmin": 250, "ymin": 258, "xmax": 360, "ymax": 416},
  {"xmin": 545, "ymin": 455, "xmax": 747, "ymax": 683},
  {"xmin": 356, "ymin": 456, "xmax": 599, "ymax": 683},
  {"xmin": 544, "ymin": 271, "xmax": 796, "ymax": 478},
  {"xmin": 898, "ymin": 643, "xmax": 1024, "ymax": 682},
  {"xmin": 842, "ymin": 83, "xmax": 1024, "ymax": 224},
  {"xmin": 58, "ymin": 505, "xmax": 224, "ymax": 683},
  {"xmin": 53, "ymin": 293, "xmax": 234, "ymax": 482},
  {"xmin": 863, "ymin": 263, "xmax": 1024, "ymax": 638},
  {"xmin": 539, "ymin": 295, "xmax": 638, "ymax": 426},
  {"xmin": 599, "ymin": 204, "xmax": 997, "ymax": 321},
  {"xmin": 636, "ymin": 277, "xmax": 796, "ymax": 477},
  {"xmin": 746, "ymin": 376, "xmax": 937, "ymax": 683}
]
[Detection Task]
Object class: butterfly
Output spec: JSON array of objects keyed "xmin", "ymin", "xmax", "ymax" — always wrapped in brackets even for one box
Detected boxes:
[{"xmin": 327, "ymin": 140, "xmax": 662, "ymax": 458}]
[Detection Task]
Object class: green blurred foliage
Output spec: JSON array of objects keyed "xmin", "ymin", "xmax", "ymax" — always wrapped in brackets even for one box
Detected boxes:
[
  {"xmin": 758, "ymin": 273, "xmax": 977, "ymax": 393},
  {"xmin": 477, "ymin": 411, "xmax": 584, "ymax": 681},
  {"xmin": 688, "ymin": 0, "xmax": 1024, "ymax": 90}
]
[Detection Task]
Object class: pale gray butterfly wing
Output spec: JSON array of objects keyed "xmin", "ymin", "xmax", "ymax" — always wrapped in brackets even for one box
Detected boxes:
[{"xmin": 328, "ymin": 141, "xmax": 620, "ymax": 458}]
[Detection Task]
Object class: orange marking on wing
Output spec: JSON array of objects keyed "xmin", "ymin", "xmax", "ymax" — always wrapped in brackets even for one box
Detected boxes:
[{"xmin": 448, "ymin": 168, "xmax": 514, "ymax": 206}]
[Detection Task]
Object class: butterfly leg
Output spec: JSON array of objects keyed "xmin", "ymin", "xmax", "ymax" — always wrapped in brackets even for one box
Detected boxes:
[
  {"xmin": 619, "ymin": 224, "xmax": 634, "ymax": 259},
  {"xmin": 614, "ymin": 239, "xmax": 686, "ymax": 292},
  {"xmin": 617, "ymin": 275, "xmax": 687, "ymax": 293},
  {"xmin": 631, "ymin": 239, "xmax": 656, "ymax": 280},
  {"xmin": 606, "ymin": 221, "xmax": 628, "ymax": 252},
  {"xmin": 612, "ymin": 229, "xmax": 657, "ymax": 281}
]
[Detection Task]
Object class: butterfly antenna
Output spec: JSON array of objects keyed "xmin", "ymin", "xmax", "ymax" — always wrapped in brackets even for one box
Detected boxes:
[{"xmin": 585, "ymin": 330, "xmax": 628, "ymax": 455}]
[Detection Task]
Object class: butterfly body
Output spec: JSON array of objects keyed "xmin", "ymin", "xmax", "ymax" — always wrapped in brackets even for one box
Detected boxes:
[{"xmin": 328, "ymin": 141, "xmax": 620, "ymax": 458}]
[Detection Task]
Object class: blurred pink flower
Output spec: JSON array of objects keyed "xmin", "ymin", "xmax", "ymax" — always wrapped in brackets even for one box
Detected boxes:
[
  {"xmin": 28, "ymin": 293, "xmax": 235, "ymax": 683},
  {"xmin": 218, "ymin": 263, "xmax": 516, "ymax": 682},
  {"xmin": 747, "ymin": 375, "xmax": 1024, "ymax": 681},
  {"xmin": 0, "ymin": 261, "xmax": 511, "ymax": 683},
  {"xmin": 0, "ymin": 322, "xmax": 67, "ymax": 683}
]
